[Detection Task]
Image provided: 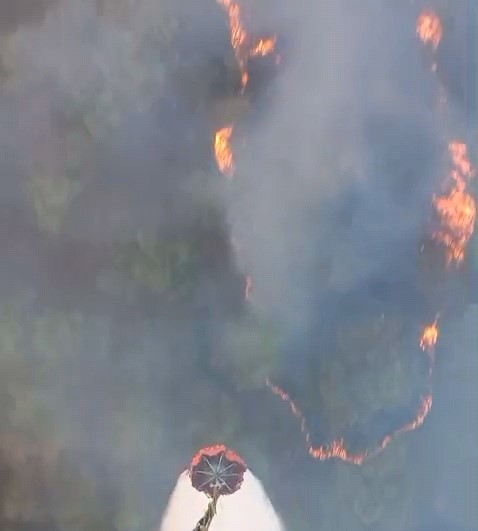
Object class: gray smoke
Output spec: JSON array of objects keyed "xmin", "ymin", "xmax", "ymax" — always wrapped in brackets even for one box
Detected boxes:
[
  {"xmin": 229, "ymin": 0, "xmax": 443, "ymax": 321},
  {"xmin": 0, "ymin": 0, "xmax": 475, "ymax": 530}
]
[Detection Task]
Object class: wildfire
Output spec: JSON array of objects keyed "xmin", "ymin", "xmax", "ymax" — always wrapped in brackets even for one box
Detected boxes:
[
  {"xmin": 214, "ymin": 3, "xmax": 469, "ymax": 468},
  {"xmin": 416, "ymin": 12, "xmax": 476, "ymax": 265},
  {"xmin": 217, "ymin": 0, "xmax": 277, "ymax": 90},
  {"xmin": 267, "ymin": 378, "xmax": 433, "ymax": 466},
  {"xmin": 433, "ymin": 142, "xmax": 476, "ymax": 265},
  {"xmin": 214, "ymin": 125, "xmax": 235, "ymax": 177},
  {"xmin": 266, "ymin": 309, "xmax": 440, "ymax": 465},
  {"xmin": 416, "ymin": 9, "xmax": 443, "ymax": 50},
  {"xmin": 246, "ymin": 2, "xmax": 474, "ymax": 470}
]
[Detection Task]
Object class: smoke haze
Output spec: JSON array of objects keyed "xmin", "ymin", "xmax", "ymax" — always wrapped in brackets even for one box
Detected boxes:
[{"xmin": 0, "ymin": 0, "xmax": 476, "ymax": 530}]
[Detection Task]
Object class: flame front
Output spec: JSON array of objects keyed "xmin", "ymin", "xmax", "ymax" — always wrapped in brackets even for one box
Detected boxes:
[
  {"xmin": 416, "ymin": 9, "xmax": 443, "ymax": 50},
  {"xmin": 217, "ymin": 0, "xmax": 277, "ymax": 91},
  {"xmin": 267, "ymin": 377, "xmax": 433, "ymax": 466},
  {"xmin": 433, "ymin": 142, "xmax": 476, "ymax": 265},
  {"xmin": 214, "ymin": 125, "xmax": 235, "ymax": 177}
]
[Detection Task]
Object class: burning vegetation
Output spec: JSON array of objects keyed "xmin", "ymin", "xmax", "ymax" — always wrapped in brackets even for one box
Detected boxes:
[
  {"xmin": 433, "ymin": 141, "xmax": 476, "ymax": 265},
  {"xmin": 216, "ymin": 0, "xmax": 278, "ymax": 91},
  {"xmin": 420, "ymin": 318, "xmax": 439, "ymax": 353},
  {"xmin": 212, "ymin": 0, "xmax": 280, "ymax": 295},
  {"xmin": 416, "ymin": 9, "xmax": 477, "ymax": 266},
  {"xmin": 416, "ymin": 9, "xmax": 443, "ymax": 50},
  {"xmin": 214, "ymin": 124, "xmax": 235, "ymax": 177},
  {"xmin": 213, "ymin": 0, "xmax": 279, "ymax": 180}
]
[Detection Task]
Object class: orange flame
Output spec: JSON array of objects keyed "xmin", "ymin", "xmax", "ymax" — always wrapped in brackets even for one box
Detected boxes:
[
  {"xmin": 420, "ymin": 318, "xmax": 439, "ymax": 376},
  {"xmin": 416, "ymin": 10, "xmax": 476, "ymax": 266},
  {"xmin": 213, "ymin": 1, "xmax": 278, "ymax": 175},
  {"xmin": 217, "ymin": 0, "xmax": 277, "ymax": 90},
  {"xmin": 416, "ymin": 9, "xmax": 443, "ymax": 51},
  {"xmin": 449, "ymin": 141, "xmax": 476, "ymax": 180},
  {"xmin": 214, "ymin": 125, "xmax": 235, "ymax": 177},
  {"xmin": 433, "ymin": 142, "xmax": 476, "ymax": 265},
  {"xmin": 420, "ymin": 318, "xmax": 439, "ymax": 353},
  {"xmin": 250, "ymin": 37, "xmax": 277, "ymax": 58}
]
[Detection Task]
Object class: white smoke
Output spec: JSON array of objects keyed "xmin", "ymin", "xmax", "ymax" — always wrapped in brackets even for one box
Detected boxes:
[{"xmin": 159, "ymin": 469, "xmax": 285, "ymax": 531}]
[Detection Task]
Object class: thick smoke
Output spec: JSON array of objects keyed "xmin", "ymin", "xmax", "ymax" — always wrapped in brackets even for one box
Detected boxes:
[
  {"xmin": 0, "ymin": 0, "xmax": 475, "ymax": 530},
  {"xmin": 229, "ymin": 0, "xmax": 443, "ymax": 322}
]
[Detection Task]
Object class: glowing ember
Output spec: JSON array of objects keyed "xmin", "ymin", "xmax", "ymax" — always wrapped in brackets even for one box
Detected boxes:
[
  {"xmin": 217, "ymin": 0, "xmax": 277, "ymax": 90},
  {"xmin": 433, "ymin": 142, "xmax": 476, "ymax": 265},
  {"xmin": 416, "ymin": 9, "xmax": 443, "ymax": 50},
  {"xmin": 214, "ymin": 125, "xmax": 235, "ymax": 177}
]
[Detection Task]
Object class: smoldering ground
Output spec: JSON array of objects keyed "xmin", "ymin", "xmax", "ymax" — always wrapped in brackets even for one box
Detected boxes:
[{"xmin": 0, "ymin": 0, "xmax": 476, "ymax": 530}]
